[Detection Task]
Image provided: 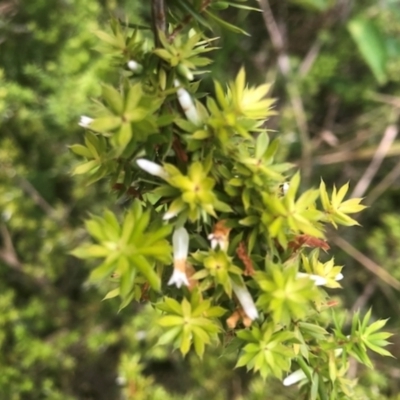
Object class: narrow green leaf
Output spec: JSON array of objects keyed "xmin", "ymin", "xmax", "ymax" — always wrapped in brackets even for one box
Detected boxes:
[
  {"xmin": 102, "ymin": 288, "xmax": 120, "ymax": 300},
  {"xmin": 102, "ymin": 85, "xmax": 124, "ymax": 114},
  {"xmin": 204, "ymin": 10, "xmax": 250, "ymax": 36},
  {"xmin": 176, "ymin": 0, "xmax": 212, "ymax": 29},
  {"xmin": 69, "ymin": 144, "xmax": 93, "ymax": 158},
  {"xmin": 72, "ymin": 160, "xmax": 98, "ymax": 175},
  {"xmin": 348, "ymin": 18, "xmax": 387, "ymax": 84},
  {"xmin": 132, "ymin": 255, "xmax": 161, "ymax": 291}
]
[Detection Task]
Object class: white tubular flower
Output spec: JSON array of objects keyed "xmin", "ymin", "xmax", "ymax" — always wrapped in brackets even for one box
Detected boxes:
[
  {"xmin": 297, "ymin": 272, "xmax": 344, "ymax": 286},
  {"xmin": 174, "ymin": 80, "xmax": 201, "ymax": 125},
  {"xmin": 163, "ymin": 210, "xmax": 179, "ymax": 221},
  {"xmin": 283, "ymin": 369, "xmax": 306, "ymax": 386},
  {"xmin": 334, "ymin": 348, "xmax": 343, "ymax": 357},
  {"xmin": 335, "ymin": 273, "xmax": 344, "ymax": 281},
  {"xmin": 79, "ymin": 115, "xmax": 93, "ymax": 128},
  {"xmin": 127, "ymin": 60, "xmax": 143, "ymax": 73},
  {"xmin": 207, "ymin": 220, "xmax": 231, "ymax": 252},
  {"xmin": 232, "ymin": 282, "xmax": 258, "ymax": 320},
  {"xmin": 168, "ymin": 227, "xmax": 190, "ymax": 288},
  {"xmin": 297, "ymin": 272, "xmax": 328, "ymax": 286},
  {"xmin": 283, "ymin": 348, "xmax": 343, "ymax": 387},
  {"xmin": 136, "ymin": 159, "xmax": 169, "ymax": 180},
  {"xmin": 281, "ymin": 182, "xmax": 289, "ymax": 195}
]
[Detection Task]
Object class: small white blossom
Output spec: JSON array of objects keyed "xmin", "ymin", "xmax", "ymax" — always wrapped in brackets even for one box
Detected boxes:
[
  {"xmin": 136, "ymin": 158, "xmax": 169, "ymax": 180},
  {"xmin": 297, "ymin": 272, "xmax": 344, "ymax": 286},
  {"xmin": 283, "ymin": 348, "xmax": 344, "ymax": 387},
  {"xmin": 283, "ymin": 369, "xmax": 306, "ymax": 386},
  {"xmin": 127, "ymin": 60, "xmax": 143, "ymax": 73},
  {"xmin": 79, "ymin": 115, "xmax": 93, "ymax": 128},
  {"xmin": 163, "ymin": 210, "xmax": 179, "ymax": 220},
  {"xmin": 207, "ymin": 234, "xmax": 222, "ymax": 251},
  {"xmin": 281, "ymin": 182, "xmax": 289, "ymax": 195},
  {"xmin": 168, "ymin": 227, "xmax": 190, "ymax": 288},
  {"xmin": 207, "ymin": 220, "xmax": 230, "ymax": 252},
  {"xmin": 174, "ymin": 80, "xmax": 201, "ymax": 125},
  {"xmin": 116, "ymin": 376, "xmax": 127, "ymax": 386},
  {"xmin": 335, "ymin": 348, "xmax": 343, "ymax": 357},
  {"xmin": 335, "ymin": 273, "xmax": 344, "ymax": 281},
  {"xmin": 232, "ymin": 282, "xmax": 258, "ymax": 320},
  {"xmin": 168, "ymin": 269, "xmax": 190, "ymax": 288}
]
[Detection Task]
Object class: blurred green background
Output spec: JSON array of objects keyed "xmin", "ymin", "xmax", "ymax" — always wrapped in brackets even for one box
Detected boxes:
[{"xmin": 1, "ymin": 0, "xmax": 400, "ymax": 398}]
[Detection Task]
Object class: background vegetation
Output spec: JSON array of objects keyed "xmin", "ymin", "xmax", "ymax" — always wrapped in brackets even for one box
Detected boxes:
[{"xmin": 1, "ymin": 0, "xmax": 400, "ymax": 398}]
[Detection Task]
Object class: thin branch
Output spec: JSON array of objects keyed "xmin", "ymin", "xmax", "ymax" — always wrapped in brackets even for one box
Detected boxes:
[
  {"xmin": 168, "ymin": 0, "xmax": 212, "ymax": 43},
  {"xmin": 151, "ymin": 0, "xmax": 166, "ymax": 46},
  {"xmin": 16, "ymin": 175, "xmax": 58, "ymax": 218},
  {"xmin": 0, "ymin": 223, "xmax": 48, "ymax": 288},
  {"xmin": 257, "ymin": 0, "xmax": 312, "ymax": 179},
  {"xmin": 331, "ymin": 235, "xmax": 400, "ymax": 290},
  {"xmin": 313, "ymin": 141, "xmax": 400, "ymax": 165},
  {"xmin": 366, "ymin": 160, "xmax": 400, "ymax": 205},
  {"xmin": 351, "ymin": 122, "xmax": 398, "ymax": 198},
  {"xmin": 0, "ymin": 223, "xmax": 22, "ymax": 271},
  {"xmin": 299, "ymin": 39, "xmax": 323, "ymax": 77},
  {"xmin": 350, "ymin": 278, "xmax": 377, "ymax": 314}
]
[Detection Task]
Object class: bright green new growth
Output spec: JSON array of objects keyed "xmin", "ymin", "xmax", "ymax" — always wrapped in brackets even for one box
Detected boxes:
[{"xmin": 71, "ymin": 1, "xmax": 392, "ymax": 398}]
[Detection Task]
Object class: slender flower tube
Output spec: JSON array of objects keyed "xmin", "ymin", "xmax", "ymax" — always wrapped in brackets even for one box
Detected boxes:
[
  {"xmin": 163, "ymin": 208, "xmax": 182, "ymax": 221},
  {"xmin": 280, "ymin": 182, "xmax": 290, "ymax": 195},
  {"xmin": 127, "ymin": 60, "xmax": 143, "ymax": 74},
  {"xmin": 174, "ymin": 80, "xmax": 201, "ymax": 125},
  {"xmin": 136, "ymin": 159, "xmax": 169, "ymax": 180},
  {"xmin": 283, "ymin": 348, "xmax": 344, "ymax": 386},
  {"xmin": 168, "ymin": 227, "xmax": 190, "ymax": 288},
  {"xmin": 283, "ymin": 369, "xmax": 306, "ymax": 386},
  {"xmin": 232, "ymin": 282, "xmax": 258, "ymax": 320},
  {"xmin": 297, "ymin": 272, "xmax": 344, "ymax": 286},
  {"xmin": 163, "ymin": 210, "xmax": 178, "ymax": 220},
  {"xmin": 79, "ymin": 115, "xmax": 93, "ymax": 128}
]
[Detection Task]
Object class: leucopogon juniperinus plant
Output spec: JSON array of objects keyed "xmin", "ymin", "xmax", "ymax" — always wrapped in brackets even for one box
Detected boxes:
[{"xmin": 71, "ymin": 1, "xmax": 393, "ymax": 398}]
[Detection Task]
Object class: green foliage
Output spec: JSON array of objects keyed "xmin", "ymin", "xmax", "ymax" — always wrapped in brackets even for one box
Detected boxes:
[
  {"xmin": 157, "ymin": 291, "xmax": 225, "ymax": 357},
  {"xmin": 2, "ymin": 0, "xmax": 399, "ymax": 398},
  {"xmin": 71, "ymin": 1, "xmax": 393, "ymax": 399}
]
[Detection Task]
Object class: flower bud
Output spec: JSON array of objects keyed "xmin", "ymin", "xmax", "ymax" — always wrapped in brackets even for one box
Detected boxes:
[
  {"xmin": 232, "ymin": 282, "xmax": 258, "ymax": 320},
  {"xmin": 79, "ymin": 115, "xmax": 93, "ymax": 128},
  {"xmin": 174, "ymin": 80, "xmax": 201, "ymax": 125},
  {"xmin": 127, "ymin": 60, "xmax": 143, "ymax": 74},
  {"xmin": 136, "ymin": 159, "xmax": 169, "ymax": 180},
  {"xmin": 168, "ymin": 227, "xmax": 190, "ymax": 288}
]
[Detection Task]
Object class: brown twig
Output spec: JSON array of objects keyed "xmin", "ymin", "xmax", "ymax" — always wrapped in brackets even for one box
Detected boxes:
[
  {"xmin": 0, "ymin": 223, "xmax": 48, "ymax": 288},
  {"xmin": 151, "ymin": 0, "xmax": 167, "ymax": 46},
  {"xmin": 299, "ymin": 38, "xmax": 323, "ymax": 78},
  {"xmin": 16, "ymin": 175, "xmax": 58, "ymax": 219},
  {"xmin": 350, "ymin": 278, "xmax": 377, "ymax": 314},
  {"xmin": 168, "ymin": 0, "xmax": 212, "ymax": 43},
  {"xmin": 331, "ymin": 235, "xmax": 400, "ymax": 290},
  {"xmin": 351, "ymin": 122, "xmax": 398, "ymax": 198},
  {"xmin": 313, "ymin": 141, "xmax": 400, "ymax": 165},
  {"xmin": 366, "ymin": 160, "xmax": 400, "ymax": 205},
  {"xmin": 257, "ymin": 0, "xmax": 312, "ymax": 180},
  {"xmin": 0, "ymin": 223, "xmax": 22, "ymax": 271}
]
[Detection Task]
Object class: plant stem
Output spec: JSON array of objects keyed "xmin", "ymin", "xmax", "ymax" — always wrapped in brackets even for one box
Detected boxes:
[{"xmin": 151, "ymin": 0, "xmax": 166, "ymax": 46}]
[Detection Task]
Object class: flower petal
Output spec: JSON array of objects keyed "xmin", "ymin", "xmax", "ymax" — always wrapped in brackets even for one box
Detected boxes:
[
  {"xmin": 136, "ymin": 159, "xmax": 169, "ymax": 179},
  {"xmin": 232, "ymin": 282, "xmax": 258, "ymax": 320},
  {"xmin": 79, "ymin": 115, "xmax": 93, "ymax": 128},
  {"xmin": 173, "ymin": 227, "xmax": 189, "ymax": 261},
  {"xmin": 127, "ymin": 60, "xmax": 143, "ymax": 73},
  {"xmin": 283, "ymin": 369, "xmax": 306, "ymax": 386},
  {"xmin": 297, "ymin": 272, "xmax": 328, "ymax": 286},
  {"xmin": 168, "ymin": 269, "xmax": 189, "ymax": 288},
  {"xmin": 174, "ymin": 80, "xmax": 201, "ymax": 125}
]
